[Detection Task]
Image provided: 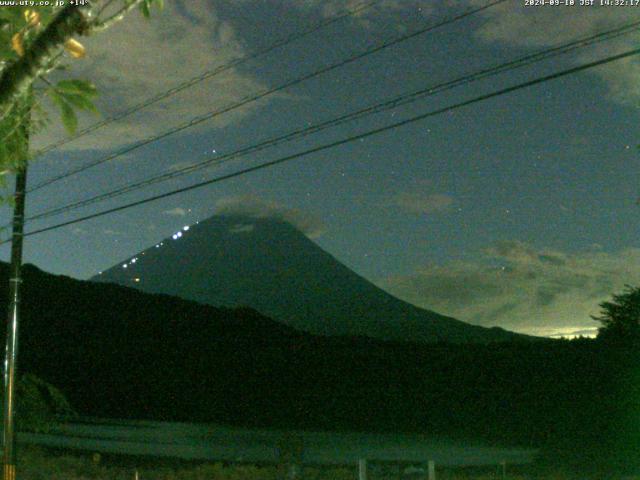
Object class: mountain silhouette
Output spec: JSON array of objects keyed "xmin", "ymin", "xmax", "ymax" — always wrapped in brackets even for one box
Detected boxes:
[
  {"xmin": 0, "ymin": 262, "xmax": 598, "ymax": 448},
  {"xmin": 93, "ymin": 215, "xmax": 522, "ymax": 343}
]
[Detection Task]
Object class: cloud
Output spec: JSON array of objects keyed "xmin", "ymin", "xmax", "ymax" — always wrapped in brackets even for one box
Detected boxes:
[
  {"xmin": 162, "ymin": 207, "xmax": 187, "ymax": 217},
  {"xmin": 453, "ymin": 1, "xmax": 640, "ymax": 105},
  {"xmin": 295, "ymin": 0, "xmax": 434, "ymax": 19},
  {"xmin": 379, "ymin": 241, "xmax": 640, "ymax": 337},
  {"xmin": 230, "ymin": 0, "xmax": 433, "ymax": 21},
  {"xmin": 390, "ymin": 192, "xmax": 454, "ymax": 214},
  {"xmin": 229, "ymin": 223, "xmax": 256, "ymax": 234},
  {"xmin": 548, "ymin": 328, "xmax": 599, "ymax": 339},
  {"xmin": 214, "ymin": 195, "xmax": 325, "ymax": 238},
  {"xmin": 33, "ymin": 0, "xmax": 269, "ymax": 152}
]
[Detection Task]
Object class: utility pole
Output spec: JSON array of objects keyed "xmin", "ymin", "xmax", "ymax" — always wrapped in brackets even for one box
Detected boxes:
[
  {"xmin": 2, "ymin": 165, "xmax": 27, "ymax": 480},
  {"xmin": 2, "ymin": 96, "xmax": 30, "ymax": 480}
]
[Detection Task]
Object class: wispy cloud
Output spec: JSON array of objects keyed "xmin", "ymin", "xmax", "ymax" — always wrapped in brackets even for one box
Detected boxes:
[
  {"xmin": 232, "ymin": 0, "xmax": 433, "ymax": 21},
  {"xmin": 452, "ymin": 1, "xmax": 640, "ymax": 105},
  {"xmin": 214, "ymin": 195, "xmax": 326, "ymax": 238},
  {"xmin": 379, "ymin": 241, "xmax": 640, "ymax": 337},
  {"xmin": 229, "ymin": 223, "xmax": 256, "ymax": 234},
  {"xmin": 293, "ymin": 0, "xmax": 434, "ymax": 20},
  {"xmin": 162, "ymin": 207, "xmax": 187, "ymax": 217},
  {"xmin": 34, "ymin": 0, "xmax": 269, "ymax": 152}
]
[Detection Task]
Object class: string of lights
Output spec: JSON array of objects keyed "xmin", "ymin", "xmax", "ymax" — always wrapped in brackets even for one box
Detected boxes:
[
  {"xmin": 6, "ymin": 46, "xmax": 638, "ymax": 245},
  {"xmin": 24, "ymin": 18, "xmax": 640, "ymax": 224},
  {"xmin": 27, "ymin": 0, "xmax": 508, "ymax": 193}
]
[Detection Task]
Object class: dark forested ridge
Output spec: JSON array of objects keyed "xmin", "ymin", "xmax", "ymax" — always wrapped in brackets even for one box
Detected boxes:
[{"xmin": 0, "ymin": 262, "xmax": 637, "ymax": 473}]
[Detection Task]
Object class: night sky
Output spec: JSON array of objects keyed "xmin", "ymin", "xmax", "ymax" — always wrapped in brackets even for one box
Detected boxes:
[{"xmin": 2, "ymin": 0, "xmax": 639, "ymax": 338}]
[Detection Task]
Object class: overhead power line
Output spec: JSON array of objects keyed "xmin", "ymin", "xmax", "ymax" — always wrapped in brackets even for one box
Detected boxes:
[
  {"xmin": 34, "ymin": 0, "xmax": 383, "ymax": 156},
  {"xmin": 25, "ymin": 18, "xmax": 640, "ymax": 223},
  {"xmin": 9, "ymin": 46, "xmax": 640, "ymax": 244},
  {"xmin": 28, "ymin": 0, "xmax": 507, "ymax": 193}
]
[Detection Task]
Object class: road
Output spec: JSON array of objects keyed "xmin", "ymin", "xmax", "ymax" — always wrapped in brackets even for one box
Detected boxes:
[{"xmin": 18, "ymin": 417, "xmax": 537, "ymax": 467}]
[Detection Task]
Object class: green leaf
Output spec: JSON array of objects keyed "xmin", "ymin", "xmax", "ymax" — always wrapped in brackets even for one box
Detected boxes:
[
  {"xmin": 0, "ymin": 8, "xmax": 25, "ymax": 25},
  {"xmin": 140, "ymin": 0, "xmax": 151, "ymax": 18},
  {"xmin": 139, "ymin": 0, "xmax": 162, "ymax": 16},
  {"xmin": 59, "ymin": 100, "xmax": 77, "ymax": 134},
  {"xmin": 48, "ymin": 80, "xmax": 99, "ymax": 132},
  {"xmin": 49, "ymin": 90, "xmax": 77, "ymax": 134},
  {"xmin": 0, "ymin": 40, "xmax": 14, "ymax": 59},
  {"xmin": 58, "ymin": 92, "xmax": 98, "ymax": 114},
  {"xmin": 55, "ymin": 79, "xmax": 97, "ymax": 98}
]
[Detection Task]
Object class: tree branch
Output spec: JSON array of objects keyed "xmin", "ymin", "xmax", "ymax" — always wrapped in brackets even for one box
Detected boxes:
[
  {"xmin": 91, "ymin": 0, "xmax": 144, "ymax": 33},
  {"xmin": 0, "ymin": 4, "xmax": 93, "ymax": 118}
]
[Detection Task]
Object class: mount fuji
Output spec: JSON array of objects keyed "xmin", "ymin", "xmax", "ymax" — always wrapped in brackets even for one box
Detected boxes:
[{"xmin": 93, "ymin": 214, "xmax": 523, "ymax": 343}]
